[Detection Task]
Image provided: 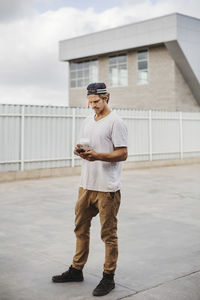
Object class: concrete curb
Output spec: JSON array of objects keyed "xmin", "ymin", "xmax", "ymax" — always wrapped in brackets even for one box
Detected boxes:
[
  {"xmin": 0, "ymin": 157, "xmax": 200, "ymax": 183},
  {"xmin": 123, "ymin": 157, "xmax": 200, "ymax": 170}
]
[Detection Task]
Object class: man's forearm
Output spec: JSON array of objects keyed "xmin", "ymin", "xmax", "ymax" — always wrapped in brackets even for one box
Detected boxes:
[{"xmin": 96, "ymin": 149, "xmax": 127, "ymax": 162}]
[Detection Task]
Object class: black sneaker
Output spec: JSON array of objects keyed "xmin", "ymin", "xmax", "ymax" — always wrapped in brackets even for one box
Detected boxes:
[
  {"xmin": 93, "ymin": 272, "xmax": 115, "ymax": 296},
  {"xmin": 52, "ymin": 265, "xmax": 84, "ymax": 283}
]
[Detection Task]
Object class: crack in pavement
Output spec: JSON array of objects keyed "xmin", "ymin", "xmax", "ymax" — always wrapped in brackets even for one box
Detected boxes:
[{"xmin": 117, "ymin": 269, "xmax": 200, "ymax": 300}]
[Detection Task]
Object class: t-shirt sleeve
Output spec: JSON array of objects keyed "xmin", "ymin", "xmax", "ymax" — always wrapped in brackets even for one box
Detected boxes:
[{"xmin": 111, "ymin": 118, "xmax": 128, "ymax": 148}]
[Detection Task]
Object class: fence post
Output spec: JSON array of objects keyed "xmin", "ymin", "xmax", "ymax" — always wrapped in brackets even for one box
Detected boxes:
[
  {"xmin": 179, "ymin": 112, "xmax": 183, "ymax": 159},
  {"xmin": 149, "ymin": 110, "xmax": 152, "ymax": 161},
  {"xmin": 71, "ymin": 108, "xmax": 76, "ymax": 167},
  {"xmin": 20, "ymin": 105, "xmax": 25, "ymax": 171}
]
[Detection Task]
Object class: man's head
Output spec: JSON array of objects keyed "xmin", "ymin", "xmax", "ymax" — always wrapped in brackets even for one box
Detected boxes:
[{"xmin": 87, "ymin": 82, "xmax": 110, "ymax": 113}]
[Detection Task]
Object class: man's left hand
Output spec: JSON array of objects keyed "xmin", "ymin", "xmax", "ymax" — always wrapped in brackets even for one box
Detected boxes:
[{"xmin": 79, "ymin": 148, "xmax": 98, "ymax": 161}]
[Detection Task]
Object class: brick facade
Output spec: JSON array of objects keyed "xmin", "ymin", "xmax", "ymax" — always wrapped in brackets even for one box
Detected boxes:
[{"xmin": 69, "ymin": 44, "xmax": 200, "ymax": 111}]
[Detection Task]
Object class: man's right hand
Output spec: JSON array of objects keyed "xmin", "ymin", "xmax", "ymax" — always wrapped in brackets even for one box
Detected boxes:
[{"xmin": 74, "ymin": 144, "xmax": 82, "ymax": 156}]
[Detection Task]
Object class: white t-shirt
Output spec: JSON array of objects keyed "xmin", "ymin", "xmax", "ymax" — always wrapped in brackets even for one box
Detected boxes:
[{"xmin": 78, "ymin": 111, "xmax": 128, "ymax": 192}]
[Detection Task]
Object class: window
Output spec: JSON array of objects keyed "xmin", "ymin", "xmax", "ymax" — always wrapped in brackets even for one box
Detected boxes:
[
  {"xmin": 137, "ymin": 50, "xmax": 148, "ymax": 84},
  {"xmin": 109, "ymin": 54, "xmax": 128, "ymax": 87},
  {"xmin": 70, "ymin": 60, "xmax": 98, "ymax": 88}
]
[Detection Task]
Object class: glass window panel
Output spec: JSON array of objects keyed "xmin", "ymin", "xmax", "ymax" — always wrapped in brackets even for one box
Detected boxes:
[
  {"xmin": 78, "ymin": 63, "xmax": 83, "ymax": 70},
  {"xmin": 137, "ymin": 50, "xmax": 148, "ymax": 84},
  {"xmin": 138, "ymin": 50, "xmax": 147, "ymax": 60},
  {"xmin": 81, "ymin": 62, "xmax": 87, "ymax": 70},
  {"xmin": 111, "ymin": 68, "xmax": 118, "ymax": 86},
  {"xmin": 118, "ymin": 55, "xmax": 127, "ymax": 64},
  {"xmin": 119, "ymin": 64, "xmax": 127, "ymax": 70},
  {"xmin": 84, "ymin": 78, "xmax": 89, "ymax": 85},
  {"xmin": 77, "ymin": 70, "xmax": 83, "ymax": 78},
  {"xmin": 138, "ymin": 71, "xmax": 148, "ymax": 84},
  {"xmin": 71, "ymin": 80, "xmax": 76, "ymax": 88},
  {"xmin": 90, "ymin": 64, "xmax": 97, "ymax": 73},
  {"xmin": 91, "ymin": 60, "xmax": 97, "ymax": 66},
  {"xmin": 77, "ymin": 79, "xmax": 83, "ymax": 87},
  {"xmin": 109, "ymin": 56, "xmax": 117, "ymax": 65},
  {"xmin": 70, "ymin": 63, "xmax": 76, "ymax": 71},
  {"xmin": 84, "ymin": 69, "xmax": 89, "ymax": 77},
  {"xmin": 138, "ymin": 61, "xmax": 148, "ymax": 70},
  {"xmin": 109, "ymin": 67, "xmax": 113, "ymax": 85},
  {"xmin": 109, "ymin": 76, "xmax": 114, "ymax": 87},
  {"xmin": 70, "ymin": 71, "xmax": 76, "ymax": 79},
  {"xmin": 109, "ymin": 55, "xmax": 127, "ymax": 87},
  {"xmin": 119, "ymin": 69, "xmax": 127, "ymax": 85},
  {"xmin": 70, "ymin": 60, "xmax": 98, "ymax": 88},
  {"xmin": 89, "ymin": 64, "xmax": 98, "ymax": 81}
]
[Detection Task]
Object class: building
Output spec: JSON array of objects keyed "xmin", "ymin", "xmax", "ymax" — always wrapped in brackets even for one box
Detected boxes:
[{"xmin": 59, "ymin": 13, "xmax": 200, "ymax": 111}]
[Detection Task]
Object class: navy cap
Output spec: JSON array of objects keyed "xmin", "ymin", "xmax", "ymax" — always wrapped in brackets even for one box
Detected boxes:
[{"xmin": 87, "ymin": 82, "xmax": 107, "ymax": 95}]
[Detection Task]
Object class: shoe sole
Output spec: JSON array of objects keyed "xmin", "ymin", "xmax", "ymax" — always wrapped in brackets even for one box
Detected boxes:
[{"xmin": 52, "ymin": 278, "xmax": 84, "ymax": 283}]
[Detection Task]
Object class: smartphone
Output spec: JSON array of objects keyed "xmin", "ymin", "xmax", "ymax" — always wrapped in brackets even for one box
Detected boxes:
[{"xmin": 76, "ymin": 148, "xmax": 85, "ymax": 153}]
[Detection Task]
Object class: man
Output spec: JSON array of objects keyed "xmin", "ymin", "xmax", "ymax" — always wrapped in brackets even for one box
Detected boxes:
[{"xmin": 52, "ymin": 82, "xmax": 128, "ymax": 297}]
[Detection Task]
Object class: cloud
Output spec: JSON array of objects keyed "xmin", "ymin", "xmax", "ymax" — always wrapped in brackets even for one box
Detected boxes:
[
  {"xmin": 0, "ymin": 0, "xmax": 36, "ymax": 22},
  {"xmin": 0, "ymin": 1, "xmax": 199, "ymax": 106},
  {"xmin": 122, "ymin": 0, "xmax": 200, "ymax": 19},
  {"xmin": 0, "ymin": 6, "xmax": 105, "ymax": 106}
]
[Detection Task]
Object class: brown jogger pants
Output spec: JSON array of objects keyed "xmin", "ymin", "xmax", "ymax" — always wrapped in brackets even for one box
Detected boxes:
[{"xmin": 72, "ymin": 187, "xmax": 121, "ymax": 274}]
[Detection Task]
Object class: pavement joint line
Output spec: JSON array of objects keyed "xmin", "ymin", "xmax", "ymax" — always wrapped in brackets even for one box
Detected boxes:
[
  {"xmin": 117, "ymin": 293, "xmax": 137, "ymax": 300},
  {"xmin": 168, "ymin": 268, "xmax": 200, "ymax": 282},
  {"xmin": 117, "ymin": 268, "xmax": 200, "ymax": 299},
  {"xmin": 115, "ymin": 282, "xmax": 137, "ymax": 292}
]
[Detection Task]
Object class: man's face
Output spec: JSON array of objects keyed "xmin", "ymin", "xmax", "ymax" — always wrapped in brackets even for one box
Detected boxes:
[{"xmin": 88, "ymin": 95, "xmax": 106, "ymax": 114}]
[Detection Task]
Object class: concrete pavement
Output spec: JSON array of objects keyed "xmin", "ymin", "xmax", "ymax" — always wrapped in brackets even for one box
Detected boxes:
[{"xmin": 0, "ymin": 163, "xmax": 200, "ymax": 300}]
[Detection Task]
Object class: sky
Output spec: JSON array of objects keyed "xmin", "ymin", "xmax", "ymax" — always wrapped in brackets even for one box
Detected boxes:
[{"xmin": 0, "ymin": 0, "xmax": 200, "ymax": 107}]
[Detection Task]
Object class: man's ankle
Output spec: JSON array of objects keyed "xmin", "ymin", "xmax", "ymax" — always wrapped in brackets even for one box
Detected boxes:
[
  {"xmin": 71, "ymin": 265, "xmax": 83, "ymax": 273},
  {"xmin": 103, "ymin": 272, "xmax": 114, "ymax": 279}
]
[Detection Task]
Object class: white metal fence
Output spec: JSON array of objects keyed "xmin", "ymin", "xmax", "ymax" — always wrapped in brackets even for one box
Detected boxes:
[{"xmin": 0, "ymin": 104, "xmax": 200, "ymax": 172}]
